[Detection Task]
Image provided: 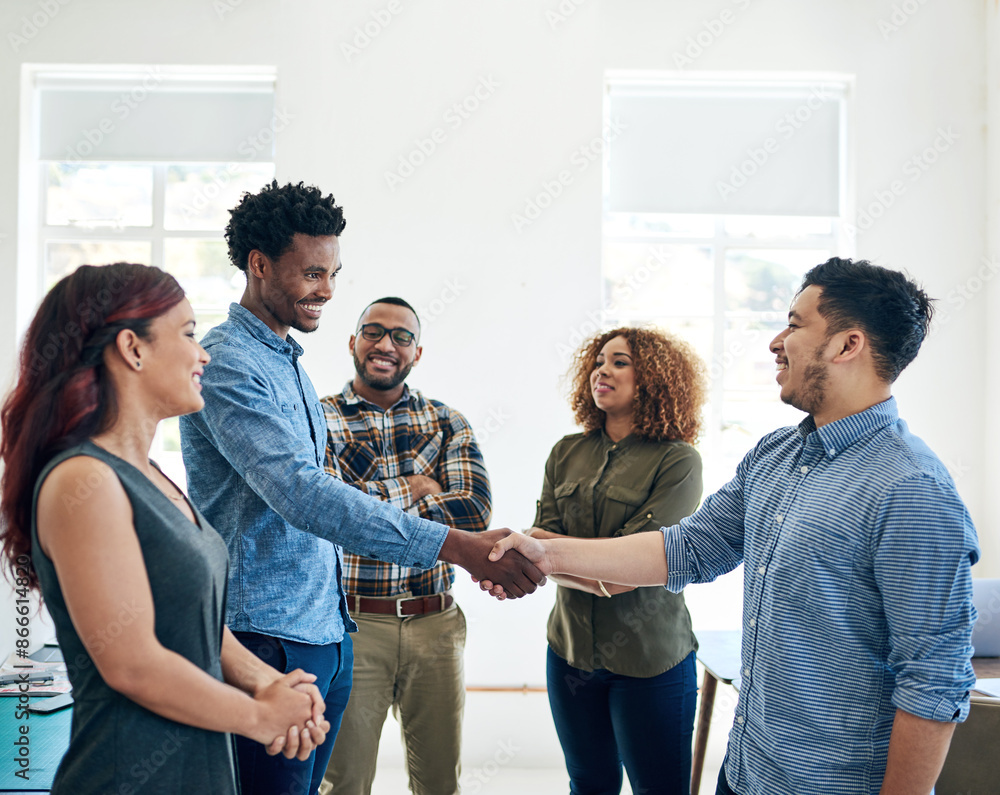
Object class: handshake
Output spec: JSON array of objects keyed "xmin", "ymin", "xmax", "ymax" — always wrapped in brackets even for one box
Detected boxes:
[{"xmin": 442, "ymin": 527, "xmax": 553, "ymax": 601}]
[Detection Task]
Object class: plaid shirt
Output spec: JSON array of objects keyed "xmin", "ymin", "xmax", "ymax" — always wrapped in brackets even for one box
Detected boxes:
[{"xmin": 321, "ymin": 382, "xmax": 491, "ymax": 597}]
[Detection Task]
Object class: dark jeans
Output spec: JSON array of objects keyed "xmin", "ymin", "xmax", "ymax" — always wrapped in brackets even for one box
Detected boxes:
[
  {"xmin": 232, "ymin": 631, "xmax": 354, "ymax": 795},
  {"xmin": 547, "ymin": 647, "xmax": 698, "ymax": 795},
  {"xmin": 715, "ymin": 762, "xmax": 737, "ymax": 795}
]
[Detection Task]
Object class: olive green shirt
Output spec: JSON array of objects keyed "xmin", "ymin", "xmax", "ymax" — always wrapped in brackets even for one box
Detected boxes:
[{"xmin": 535, "ymin": 431, "xmax": 702, "ymax": 677}]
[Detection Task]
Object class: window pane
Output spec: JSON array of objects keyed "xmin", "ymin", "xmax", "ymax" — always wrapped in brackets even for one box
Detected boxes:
[
  {"xmin": 163, "ymin": 238, "xmax": 244, "ymax": 334},
  {"xmin": 725, "ymin": 248, "xmax": 830, "ymax": 313},
  {"xmin": 604, "ymin": 243, "xmax": 713, "ymax": 317},
  {"xmin": 46, "ymin": 163, "xmax": 153, "ymax": 227},
  {"xmin": 724, "ymin": 216, "xmax": 833, "ymax": 238},
  {"xmin": 164, "ymin": 163, "xmax": 276, "ymax": 230},
  {"xmin": 721, "ymin": 316, "xmax": 787, "ymax": 391},
  {"xmin": 604, "ymin": 213, "xmax": 715, "ymax": 238},
  {"xmin": 45, "ymin": 240, "xmax": 152, "ymax": 290}
]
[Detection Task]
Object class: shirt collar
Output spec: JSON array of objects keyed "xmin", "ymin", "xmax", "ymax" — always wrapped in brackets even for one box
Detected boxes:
[
  {"xmin": 798, "ymin": 396, "xmax": 898, "ymax": 459},
  {"xmin": 340, "ymin": 380, "xmax": 413, "ymax": 411},
  {"xmin": 227, "ymin": 303, "xmax": 304, "ymax": 358}
]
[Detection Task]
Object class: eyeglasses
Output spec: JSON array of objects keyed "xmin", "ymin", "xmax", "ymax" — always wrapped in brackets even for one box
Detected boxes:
[{"xmin": 357, "ymin": 323, "xmax": 417, "ymax": 347}]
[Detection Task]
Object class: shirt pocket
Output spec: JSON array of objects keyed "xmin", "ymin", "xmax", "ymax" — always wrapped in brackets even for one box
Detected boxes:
[
  {"xmin": 604, "ymin": 484, "xmax": 647, "ymax": 538},
  {"xmin": 332, "ymin": 441, "xmax": 380, "ymax": 483},
  {"xmin": 553, "ymin": 481, "xmax": 589, "ymax": 536}
]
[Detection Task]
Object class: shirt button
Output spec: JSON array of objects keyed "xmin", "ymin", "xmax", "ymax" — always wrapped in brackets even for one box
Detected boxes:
[
  {"xmin": 646, "ymin": 513, "xmax": 652, "ymax": 519},
  {"xmin": 736, "ymin": 716, "xmax": 745, "ymax": 725},
  {"xmin": 749, "ymin": 617, "xmax": 756, "ymax": 627},
  {"xmin": 758, "ymin": 565, "xmax": 766, "ymax": 575},
  {"xmin": 800, "ymin": 465, "xmax": 809, "ymax": 474},
  {"xmin": 743, "ymin": 667, "xmax": 750, "ymax": 676},
  {"xmin": 828, "ymin": 449, "xmax": 836, "ymax": 456},
  {"xmin": 775, "ymin": 514, "xmax": 783, "ymax": 523},
  {"xmin": 611, "ymin": 444, "xmax": 617, "ymax": 450}
]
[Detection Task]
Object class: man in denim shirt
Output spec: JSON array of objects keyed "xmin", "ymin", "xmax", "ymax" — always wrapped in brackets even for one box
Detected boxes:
[
  {"xmin": 180, "ymin": 181, "xmax": 542, "ymax": 795},
  {"xmin": 489, "ymin": 259, "xmax": 979, "ymax": 795}
]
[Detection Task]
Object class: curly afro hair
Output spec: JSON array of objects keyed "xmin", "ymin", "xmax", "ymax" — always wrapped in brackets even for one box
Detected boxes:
[
  {"xmin": 568, "ymin": 327, "xmax": 707, "ymax": 444},
  {"xmin": 225, "ymin": 180, "xmax": 347, "ymax": 271}
]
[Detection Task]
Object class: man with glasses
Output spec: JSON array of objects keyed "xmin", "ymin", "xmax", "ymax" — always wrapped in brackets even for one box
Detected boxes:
[{"xmin": 319, "ymin": 297, "xmax": 489, "ymax": 795}]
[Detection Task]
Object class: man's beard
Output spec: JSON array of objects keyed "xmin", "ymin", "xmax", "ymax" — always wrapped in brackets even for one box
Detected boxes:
[
  {"xmin": 781, "ymin": 344, "xmax": 829, "ymax": 416},
  {"xmin": 353, "ymin": 351, "xmax": 414, "ymax": 391}
]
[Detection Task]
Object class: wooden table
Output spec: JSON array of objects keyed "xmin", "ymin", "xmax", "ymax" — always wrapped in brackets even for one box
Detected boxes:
[{"xmin": 691, "ymin": 629, "xmax": 1000, "ymax": 795}]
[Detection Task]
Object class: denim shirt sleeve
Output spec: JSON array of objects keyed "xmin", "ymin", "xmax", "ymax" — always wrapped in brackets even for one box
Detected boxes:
[
  {"xmin": 197, "ymin": 342, "xmax": 448, "ymax": 567},
  {"xmin": 663, "ymin": 445, "xmax": 749, "ymax": 592},
  {"xmin": 873, "ymin": 473, "xmax": 979, "ymax": 722}
]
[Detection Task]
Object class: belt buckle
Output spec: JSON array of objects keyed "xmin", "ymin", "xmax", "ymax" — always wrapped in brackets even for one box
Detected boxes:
[{"xmin": 396, "ymin": 598, "xmax": 409, "ymax": 618}]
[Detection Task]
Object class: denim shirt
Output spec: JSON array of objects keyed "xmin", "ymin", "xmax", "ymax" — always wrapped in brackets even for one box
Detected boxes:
[
  {"xmin": 663, "ymin": 398, "xmax": 979, "ymax": 794},
  {"xmin": 180, "ymin": 304, "xmax": 449, "ymax": 644}
]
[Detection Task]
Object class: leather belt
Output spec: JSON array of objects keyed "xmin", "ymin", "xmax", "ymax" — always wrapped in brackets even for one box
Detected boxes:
[{"xmin": 346, "ymin": 593, "xmax": 454, "ymax": 617}]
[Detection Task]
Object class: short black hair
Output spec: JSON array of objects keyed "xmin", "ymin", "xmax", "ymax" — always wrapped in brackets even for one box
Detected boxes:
[
  {"xmin": 358, "ymin": 297, "xmax": 421, "ymax": 332},
  {"xmin": 225, "ymin": 180, "xmax": 347, "ymax": 271},
  {"xmin": 799, "ymin": 257, "xmax": 934, "ymax": 383}
]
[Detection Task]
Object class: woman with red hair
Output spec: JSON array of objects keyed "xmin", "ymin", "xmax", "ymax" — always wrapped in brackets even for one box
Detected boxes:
[
  {"xmin": 529, "ymin": 327, "xmax": 707, "ymax": 795},
  {"xmin": 0, "ymin": 263, "xmax": 329, "ymax": 793}
]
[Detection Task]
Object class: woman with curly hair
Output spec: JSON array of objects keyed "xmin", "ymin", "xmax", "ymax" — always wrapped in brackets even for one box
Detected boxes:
[
  {"xmin": 529, "ymin": 326, "xmax": 707, "ymax": 795},
  {"xmin": 0, "ymin": 263, "xmax": 330, "ymax": 794}
]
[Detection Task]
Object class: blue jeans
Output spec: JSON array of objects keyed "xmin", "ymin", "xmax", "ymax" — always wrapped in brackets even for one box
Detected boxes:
[
  {"xmin": 715, "ymin": 762, "xmax": 736, "ymax": 795},
  {"xmin": 547, "ymin": 647, "xmax": 697, "ymax": 795},
  {"xmin": 233, "ymin": 631, "xmax": 354, "ymax": 795}
]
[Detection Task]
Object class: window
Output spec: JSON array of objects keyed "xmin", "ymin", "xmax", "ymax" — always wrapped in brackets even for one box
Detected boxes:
[
  {"xmin": 602, "ymin": 73, "xmax": 853, "ymax": 490},
  {"xmin": 22, "ymin": 65, "xmax": 279, "ymax": 482}
]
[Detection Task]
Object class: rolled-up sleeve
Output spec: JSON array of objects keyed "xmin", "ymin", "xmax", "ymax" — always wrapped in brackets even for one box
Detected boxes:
[
  {"xmin": 874, "ymin": 474, "xmax": 979, "ymax": 722},
  {"xmin": 194, "ymin": 345, "xmax": 448, "ymax": 568},
  {"xmin": 663, "ymin": 450, "xmax": 749, "ymax": 593}
]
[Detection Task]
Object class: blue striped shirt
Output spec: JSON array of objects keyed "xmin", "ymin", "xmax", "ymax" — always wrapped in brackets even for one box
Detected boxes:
[{"xmin": 663, "ymin": 397, "xmax": 979, "ymax": 794}]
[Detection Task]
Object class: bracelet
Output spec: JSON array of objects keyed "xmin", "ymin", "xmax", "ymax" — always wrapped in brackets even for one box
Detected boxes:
[{"xmin": 597, "ymin": 580, "xmax": 612, "ymax": 598}]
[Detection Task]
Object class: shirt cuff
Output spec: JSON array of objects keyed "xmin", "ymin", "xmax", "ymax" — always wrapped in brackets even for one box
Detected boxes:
[{"xmin": 663, "ymin": 527, "xmax": 691, "ymax": 594}]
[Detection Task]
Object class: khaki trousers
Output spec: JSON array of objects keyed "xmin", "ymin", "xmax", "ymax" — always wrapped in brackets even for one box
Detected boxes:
[{"xmin": 321, "ymin": 603, "xmax": 466, "ymax": 795}]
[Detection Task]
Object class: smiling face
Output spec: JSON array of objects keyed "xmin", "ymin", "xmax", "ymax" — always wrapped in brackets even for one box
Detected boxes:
[
  {"xmin": 589, "ymin": 335, "xmax": 636, "ymax": 421},
  {"xmin": 350, "ymin": 302, "xmax": 422, "ymax": 393},
  {"xmin": 252, "ymin": 233, "xmax": 341, "ymax": 337},
  {"xmin": 141, "ymin": 298, "xmax": 211, "ymax": 418},
  {"xmin": 769, "ymin": 284, "xmax": 833, "ymax": 416}
]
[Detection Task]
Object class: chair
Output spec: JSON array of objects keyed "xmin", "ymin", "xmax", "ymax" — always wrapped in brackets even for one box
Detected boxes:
[{"xmin": 935, "ymin": 695, "xmax": 1000, "ymax": 794}]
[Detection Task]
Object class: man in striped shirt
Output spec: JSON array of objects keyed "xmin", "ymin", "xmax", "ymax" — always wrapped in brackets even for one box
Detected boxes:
[
  {"xmin": 319, "ymin": 297, "xmax": 490, "ymax": 795},
  {"xmin": 488, "ymin": 258, "xmax": 980, "ymax": 795}
]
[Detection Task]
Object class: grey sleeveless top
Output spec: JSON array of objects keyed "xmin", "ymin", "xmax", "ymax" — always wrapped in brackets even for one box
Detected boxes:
[{"xmin": 30, "ymin": 441, "xmax": 239, "ymax": 794}]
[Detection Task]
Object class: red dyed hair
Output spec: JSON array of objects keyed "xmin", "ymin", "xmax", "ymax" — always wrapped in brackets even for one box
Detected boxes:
[{"xmin": 0, "ymin": 263, "xmax": 185, "ymax": 588}]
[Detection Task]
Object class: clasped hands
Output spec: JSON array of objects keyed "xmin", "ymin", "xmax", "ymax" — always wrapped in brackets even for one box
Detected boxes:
[
  {"xmin": 468, "ymin": 528, "xmax": 552, "ymax": 601},
  {"xmin": 253, "ymin": 670, "xmax": 331, "ymax": 761}
]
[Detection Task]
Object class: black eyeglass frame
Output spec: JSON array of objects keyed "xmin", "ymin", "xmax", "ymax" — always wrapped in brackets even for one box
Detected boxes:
[{"xmin": 357, "ymin": 323, "xmax": 417, "ymax": 347}]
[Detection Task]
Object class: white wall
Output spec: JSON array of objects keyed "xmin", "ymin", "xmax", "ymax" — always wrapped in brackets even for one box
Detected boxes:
[{"xmin": 0, "ymin": 0, "xmax": 994, "ymax": 684}]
